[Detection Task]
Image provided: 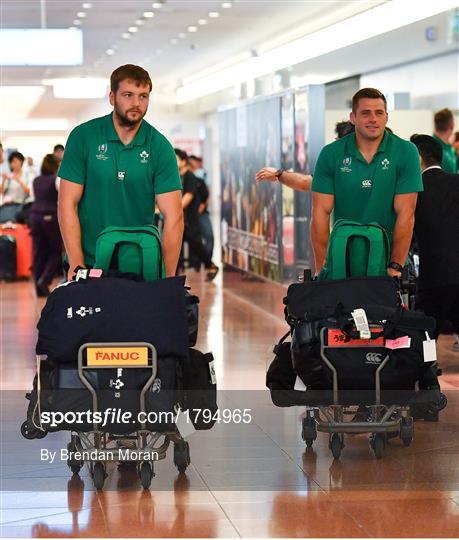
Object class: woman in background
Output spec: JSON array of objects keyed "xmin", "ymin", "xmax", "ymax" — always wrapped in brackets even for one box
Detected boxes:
[{"xmin": 29, "ymin": 154, "xmax": 62, "ymax": 297}]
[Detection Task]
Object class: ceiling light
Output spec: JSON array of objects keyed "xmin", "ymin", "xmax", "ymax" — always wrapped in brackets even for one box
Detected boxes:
[
  {"xmin": 1, "ymin": 119, "xmax": 70, "ymax": 132},
  {"xmin": 73, "ymin": 19, "xmax": 82, "ymax": 25},
  {"xmin": 82, "ymin": 2, "xmax": 92, "ymax": 8},
  {"xmin": 222, "ymin": 2, "xmax": 232, "ymax": 7},
  {"xmin": 45, "ymin": 77, "xmax": 108, "ymax": 99},
  {"xmin": 198, "ymin": 19, "xmax": 207, "ymax": 25},
  {"xmin": 152, "ymin": 2, "xmax": 163, "ymax": 8},
  {"xmin": 76, "ymin": 11, "xmax": 86, "ymax": 17},
  {"xmin": 106, "ymin": 48, "xmax": 114, "ymax": 55},
  {"xmin": 136, "ymin": 19, "xmax": 145, "ymax": 25},
  {"xmin": 0, "ymin": 29, "xmax": 83, "ymax": 66},
  {"xmin": 0, "ymin": 86, "xmax": 46, "ymax": 123},
  {"xmin": 208, "ymin": 12, "xmax": 220, "ymax": 18},
  {"xmin": 178, "ymin": 32, "xmax": 186, "ymax": 38},
  {"xmin": 128, "ymin": 26, "xmax": 138, "ymax": 33},
  {"xmin": 188, "ymin": 26, "xmax": 197, "ymax": 32},
  {"xmin": 121, "ymin": 33, "xmax": 131, "ymax": 39},
  {"xmin": 177, "ymin": 0, "xmax": 459, "ymax": 104},
  {"xmin": 170, "ymin": 38, "xmax": 178, "ymax": 44},
  {"xmin": 143, "ymin": 11, "xmax": 154, "ymax": 18}
]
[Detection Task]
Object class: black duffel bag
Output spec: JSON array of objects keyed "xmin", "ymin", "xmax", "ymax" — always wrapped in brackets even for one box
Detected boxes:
[
  {"xmin": 37, "ymin": 275, "xmax": 189, "ymax": 364},
  {"xmin": 285, "ymin": 275, "xmax": 400, "ymax": 325},
  {"xmin": 180, "ymin": 349, "xmax": 217, "ymax": 430}
]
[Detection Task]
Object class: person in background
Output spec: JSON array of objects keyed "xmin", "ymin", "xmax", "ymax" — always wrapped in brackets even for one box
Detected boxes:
[
  {"xmin": 0, "ymin": 151, "xmax": 31, "ymax": 223},
  {"xmin": 25, "ymin": 156, "xmax": 38, "ymax": 185},
  {"xmin": 53, "ymin": 144, "xmax": 65, "ymax": 164},
  {"xmin": 452, "ymin": 131, "xmax": 459, "ymax": 172},
  {"xmin": 410, "ymin": 134, "xmax": 459, "ymax": 351},
  {"xmin": 188, "ymin": 155, "xmax": 216, "ymax": 268},
  {"xmin": 175, "ymin": 148, "xmax": 218, "ymax": 280},
  {"xmin": 433, "ymin": 108, "xmax": 457, "ymax": 173},
  {"xmin": 189, "ymin": 155, "xmax": 207, "ymax": 180},
  {"xmin": 29, "ymin": 154, "xmax": 63, "ymax": 297},
  {"xmin": 0, "ymin": 143, "xmax": 7, "ymax": 206}
]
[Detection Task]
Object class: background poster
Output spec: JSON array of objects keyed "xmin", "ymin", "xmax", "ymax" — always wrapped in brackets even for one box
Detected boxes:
[{"xmin": 220, "ymin": 97, "xmax": 282, "ymax": 281}]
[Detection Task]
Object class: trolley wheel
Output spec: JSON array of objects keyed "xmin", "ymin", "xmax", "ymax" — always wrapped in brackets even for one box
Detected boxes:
[
  {"xmin": 139, "ymin": 462, "xmax": 153, "ymax": 490},
  {"xmin": 93, "ymin": 462, "xmax": 106, "ymax": 491},
  {"xmin": 329, "ymin": 434, "xmax": 343, "ymax": 460},
  {"xmin": 20, "ymin": 421, "xmax": 47, "ymax": 440},
  {"xmin": 301, "ymin": 417, "xmax": 317, "ymax": 447},
  {"xmin": 371, "ymin": 433, "xmax": 385, "ymax": 459},
  {"xmin": 174, "ymin": 441, "xmax": 190, "ymax": 474},
  {"xmin": 400, "ymin": 417, "xmax": 414, "ymax": 447}
]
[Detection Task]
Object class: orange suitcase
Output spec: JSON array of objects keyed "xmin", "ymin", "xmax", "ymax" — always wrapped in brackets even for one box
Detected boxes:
[{"xmin": 0, "ymin": 223, "xmax": 32, "ymax": 278}]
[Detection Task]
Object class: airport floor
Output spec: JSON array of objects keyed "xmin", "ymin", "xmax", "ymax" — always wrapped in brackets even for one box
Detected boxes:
[{"xmin": 1, "ymin": 269, "xmax": 459, "ymax": 538}]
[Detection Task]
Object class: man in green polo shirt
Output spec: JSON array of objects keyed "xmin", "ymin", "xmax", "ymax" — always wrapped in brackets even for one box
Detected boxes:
[
  {"xmin": 58, "ymin": 64, "xmax": 183, "ymax": 279},
  {"xmin": 432, "ymin": 108, "xmax": 457, "ymax": 174},
  {"xmin": 311, "ymin": 87, "xmax": 423, "ymax": 278}
]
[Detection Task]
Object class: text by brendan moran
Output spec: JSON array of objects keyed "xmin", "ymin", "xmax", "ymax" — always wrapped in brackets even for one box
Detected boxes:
[{"xmin": 41, "ymin": 448, "xmax": 159, "ymax": 464}]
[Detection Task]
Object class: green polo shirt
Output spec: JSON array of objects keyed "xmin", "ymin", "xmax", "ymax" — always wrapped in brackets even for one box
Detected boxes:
[
  {"xmin": 58, "ymin": 113, "xmax": 182, "ymax": 265},
  {"xmin": 312, "ymin": 131, "xmax": 423, "ymax": 236},
  {"xmin": 432, "ymin": 134, "xmax": 457, "ymax": 173}
]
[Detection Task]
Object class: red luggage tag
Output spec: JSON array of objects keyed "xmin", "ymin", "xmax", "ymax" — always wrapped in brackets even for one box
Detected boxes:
[{"xmin": 328, "ymin": 328, "xmax": 384, "ymax": 347}]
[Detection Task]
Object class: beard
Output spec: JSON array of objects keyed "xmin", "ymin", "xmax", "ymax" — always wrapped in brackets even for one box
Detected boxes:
[{"xmin": 114, "ymin": 101, "xmax": 146, "ymax": 127}]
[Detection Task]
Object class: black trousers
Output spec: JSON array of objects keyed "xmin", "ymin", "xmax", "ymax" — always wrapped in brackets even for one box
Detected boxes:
[
  {"xmin": 29, "ymin": 212, "xmax": 63, "ymax": 285},
  {"xmin": 183, "ymin": 223, "xmax": 212, "ymax": 270},
  {"xmin": 416, "ymin": 284, "xmax": 459, "ymax": 337}
]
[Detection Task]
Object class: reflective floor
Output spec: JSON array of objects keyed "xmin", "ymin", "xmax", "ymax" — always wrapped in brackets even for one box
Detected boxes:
[{"xmin": 1, "ymin": 270, "xmax": 459, "ymax": 538}]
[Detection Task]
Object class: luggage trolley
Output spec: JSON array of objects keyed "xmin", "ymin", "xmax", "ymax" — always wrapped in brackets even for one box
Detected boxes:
[
  {"xmin": 22, "ymin": 342, "xmax": 191, "ymax": 490},
  {"xmin": 301, "ymin": 327, "xmax": 415, "ymax": 460}
]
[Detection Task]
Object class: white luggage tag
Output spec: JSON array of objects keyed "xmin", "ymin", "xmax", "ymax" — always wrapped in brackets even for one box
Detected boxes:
[
  {"xmin": 423, "ymin": 332, "xmax": 437, "ymax": 363},
  {"xmin": 351, "ymin": 308, "xmax": 371, "ymax": 339},
  {"xmin": 175, "ymin": 406, "xmax": 196, "ymax": 439},
  {"xmin": 294, "ymin": 376, "xmax": 307, "ymax": 391}
]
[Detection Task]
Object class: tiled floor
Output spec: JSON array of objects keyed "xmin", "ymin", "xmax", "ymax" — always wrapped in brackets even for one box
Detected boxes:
[{"xmin": 1, "ymin": 270, "xmax": 458, "ymax": 538}]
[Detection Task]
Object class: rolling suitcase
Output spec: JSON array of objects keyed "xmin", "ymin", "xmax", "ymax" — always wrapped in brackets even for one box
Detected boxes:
[{"xmin": 0, "ymin": 223, "xmax": 32, "ymax": 278}]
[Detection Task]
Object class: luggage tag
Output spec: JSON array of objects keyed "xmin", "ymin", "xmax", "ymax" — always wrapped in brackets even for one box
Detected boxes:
[
  {"xmin": 423, "ymin": 332, "xmax": 437, "ymax": 363},
  {"xmin": 385, "ymin": 336, "xmax": 411, "ymax": 349},
  {"xmin": 351, "ymin": 308, "xmax": 371, "ymax": 339},
  {"xmin": 89, "ymin": 268, "xmax": 103, "ymax": 278},
  {"xmin": 174, "ymin": 405, "xmax": 196, "ymax": 439},
  {"xmin": 294, "ymin": 376, "xmax": 307, "ymax": 391}
]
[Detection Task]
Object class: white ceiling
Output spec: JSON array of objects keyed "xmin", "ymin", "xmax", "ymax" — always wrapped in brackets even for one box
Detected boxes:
[{"xmin": 1, "ymin": 0, "xmax": 386, "ymax": 117}]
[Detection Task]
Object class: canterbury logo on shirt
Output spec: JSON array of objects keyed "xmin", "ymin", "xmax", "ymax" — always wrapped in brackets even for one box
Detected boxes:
[{"xmin": 362, "ymin": 179, "xmax": 372, "ymax": 188}]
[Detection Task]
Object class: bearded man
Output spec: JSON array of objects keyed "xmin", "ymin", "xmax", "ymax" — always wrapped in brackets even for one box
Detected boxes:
[{"xmin": 58, "ymin": 64, "xmax": 183, "ymax": 280}]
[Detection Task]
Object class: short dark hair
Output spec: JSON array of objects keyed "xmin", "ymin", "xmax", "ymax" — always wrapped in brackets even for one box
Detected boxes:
[
  {"xmin": 352, "ymin": 88, "xmax": 387, "ymax": 113},
  {"xmin": 110, "ymin": 64, "xmax": 152, "ymax": 93},
  {"xmin": 410, "ymin": 134, "xmax": 442, "ymax": 167},
  {"xmin": 174, "ymin": 148, "xmax": 188, "ymax": 162},
  {"xmin": 8, "ymin": 151, "xmax": 24, "ymax": 164},
  {"xmin": 53, "ymin": 144, "xmax": 64, "ymax": 152},
  {"xmin": 41, "ymin": 154, "xmax": 59, "ymax": 175},
  {"xmin": 434, "ymin": 108, "xmax": 454, "ymax": 132},
  {"xmin": 335, "ymin": 121, "xmax": 355, "ymax": 139},
  {"xmin": 189, "ymin": 155, "xmax": 202, "ymax": 162}
]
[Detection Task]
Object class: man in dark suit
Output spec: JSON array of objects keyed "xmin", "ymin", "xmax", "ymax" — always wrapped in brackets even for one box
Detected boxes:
[{"xmin": 411, "ymin": 134, "xmax": 459, "ymax": 350}]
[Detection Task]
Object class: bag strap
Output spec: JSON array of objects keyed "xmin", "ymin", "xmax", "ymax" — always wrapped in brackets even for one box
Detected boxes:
[
  {"xmin": 330, "ymin": 222, "xmax": 389, "ymax": 278},
  {"xmin": 94, "ymin": 227, "xmax": 164, "ymax": 280},
  {"xmin": 273, "ymin": 330, "xmax": 291, "ymax": 354}
]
